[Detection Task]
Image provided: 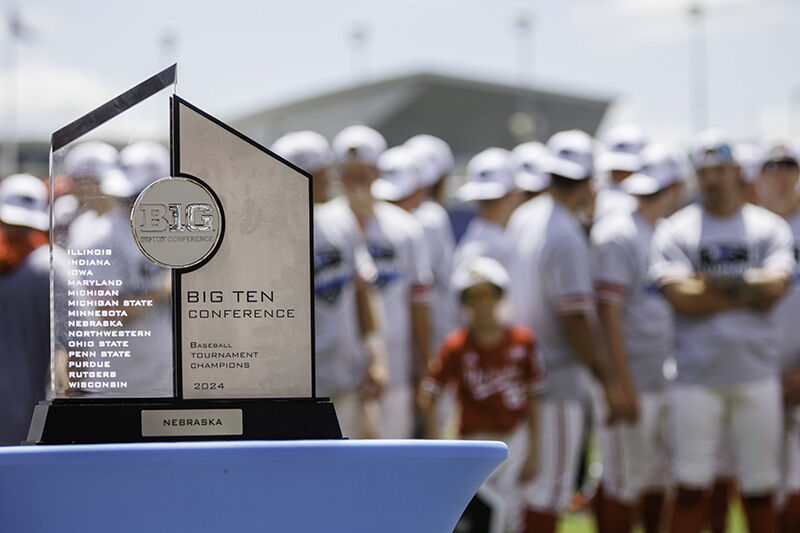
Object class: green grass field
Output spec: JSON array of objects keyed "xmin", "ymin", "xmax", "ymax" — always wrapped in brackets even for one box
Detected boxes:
[{"xmin": 556, "ymin": 504, "xmax": 748, "ymax": 532}]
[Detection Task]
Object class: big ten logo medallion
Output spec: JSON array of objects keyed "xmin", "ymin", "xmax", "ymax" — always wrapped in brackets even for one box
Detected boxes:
[{"xmin": 131, "ymin": 177, "xmax": 224, "ymax": 269}]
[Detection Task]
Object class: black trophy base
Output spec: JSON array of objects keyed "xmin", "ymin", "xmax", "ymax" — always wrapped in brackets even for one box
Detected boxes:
[{"xmin": 25, "ymin": 397, "xmax": 342, "ymax": 445}]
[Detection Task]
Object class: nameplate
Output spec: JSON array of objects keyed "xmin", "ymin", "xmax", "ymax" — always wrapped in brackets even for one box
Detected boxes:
[{"xmin": 141, "ymin": 409, "xmax": 243, "ymax": 437}]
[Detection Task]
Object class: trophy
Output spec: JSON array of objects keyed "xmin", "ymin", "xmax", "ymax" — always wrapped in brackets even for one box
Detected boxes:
[{"xmin": 27, "ymin": 65, "xmax": 341, "ymax": 443}]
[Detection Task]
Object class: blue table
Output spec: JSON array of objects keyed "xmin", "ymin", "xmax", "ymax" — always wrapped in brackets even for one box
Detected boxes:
[{"xmin": 0, "ymin": 440, "xmax": 506, "ymax": 532}]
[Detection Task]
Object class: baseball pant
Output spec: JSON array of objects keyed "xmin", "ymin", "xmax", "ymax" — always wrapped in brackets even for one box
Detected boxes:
[
  {"xmin": 673, "ymin": 377, "xmax": 782, "ymax": 494},
  {"xmin": 595, "ymin": 388, "xmax": 673, "ymax": 502},
  {"xmin": 524, "ymin": 398, "xmax": 585, "ymax": 513},
  {"xmin": 469, "ymin": 423, "xmax": 529, "ymax": 533}
]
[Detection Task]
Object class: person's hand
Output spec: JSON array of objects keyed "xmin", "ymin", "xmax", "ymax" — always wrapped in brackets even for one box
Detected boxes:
[
  {"xmin": 624, "ymin": 392, "xmax": 640, "ymax": 423},
  {"xmin": 360, "ymin": 334, "xmax": 388, "ymax": 399},
  {"xmin": 604, "ymin": 382, "xmax": 637, "ymax": 425},
  {"xmin": 360, "ymin": 357, "xmax": 388, "ymax": 400}
]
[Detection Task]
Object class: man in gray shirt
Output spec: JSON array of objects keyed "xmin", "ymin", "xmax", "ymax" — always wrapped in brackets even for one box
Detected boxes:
[
  {"xmin": 508, "ymin": 130, "xmax": 632, "ymax": 532},
  {"xmin": 591, "ymin": 165, "xmax": 685, "ymax": 533},
  {"xmin": 650, "ymin": 130, "xmax": 795, "ymax": 533}
]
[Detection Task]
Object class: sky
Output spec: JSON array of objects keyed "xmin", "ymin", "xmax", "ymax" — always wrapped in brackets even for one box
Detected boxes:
[{"xmin": 1, "ymin": 0, "xmax": 800, "ymax": 148}]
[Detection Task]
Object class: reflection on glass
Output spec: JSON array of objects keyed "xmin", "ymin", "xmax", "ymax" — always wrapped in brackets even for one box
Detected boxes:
[{"xmin": 50, "ymin": 83, "xmax": 174, "ymax": 399}]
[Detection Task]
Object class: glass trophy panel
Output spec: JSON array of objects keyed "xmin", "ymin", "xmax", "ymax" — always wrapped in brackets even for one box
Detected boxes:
[{"xmin": 50, "ymin": 75, "xmax": 175, "ymax": 399}]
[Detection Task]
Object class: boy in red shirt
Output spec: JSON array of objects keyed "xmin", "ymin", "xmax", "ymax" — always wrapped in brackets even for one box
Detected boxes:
[{"xmin": 419, "ymin": 256, "xmax": 545, "ymax": 532}]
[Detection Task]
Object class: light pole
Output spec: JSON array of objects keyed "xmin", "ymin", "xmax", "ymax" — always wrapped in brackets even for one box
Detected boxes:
[
  {"xmin": 349, "ymin": 20, "xmax": 368, "ymax": 85},
  {"xmin": 509, "ymin": 4, "xmax": 535, "ymax": 141},
  {"xmin": 348, "ymin": 20, "xmax": 369, "ymax": 123},
  {"xmin": 688, "ymin": 3, "xmax": 709, "ymax": 134},
  {"xmin": 0, "ymin": 6, "xmax": 27, "ymax": 176},
  {"xmin": 159, "ymin": 25, "xmax": 178, "ymax": 68}
]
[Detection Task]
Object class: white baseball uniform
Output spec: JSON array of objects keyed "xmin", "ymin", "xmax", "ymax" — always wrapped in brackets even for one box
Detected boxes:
[
  {"xmin": 326, "ymin": 197, "xmax": 433, "ymax": 438},
  {"xmin": 414, "ymin": 198, "xmax": 457, "ymax": 352},
  {"xmin": 593, "ymin": 185, "xmax": 637, "ymax": 222},
  {"xmin": 508, "ymin": 193, "xmax": 594, "ymax": 513},
  {"xmin": 313, "ymin": 202, "xmax": 378, "ymax": 438},
  {"xmin": 650, "ymin": 202, "xmax": 795, "ymax": 493},
  {"xmin": 453, "ymin": 216, "xmax": 513, "ymax": 271},
  {"xmin": 590, "ymin": 211, "xmax": 674, "ymax": 501}
]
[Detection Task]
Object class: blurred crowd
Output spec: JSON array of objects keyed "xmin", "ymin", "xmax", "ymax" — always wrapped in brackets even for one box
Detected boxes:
[
  {"xmin": 3, "ymin": 119, "xmax": 800, "ymax": 533},
  {"xmin": 272, "ymin": 124, "xmax": 800, "ymax": 533}
]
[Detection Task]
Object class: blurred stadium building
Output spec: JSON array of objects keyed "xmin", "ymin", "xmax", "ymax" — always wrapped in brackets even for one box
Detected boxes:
[
  {"xmin": 4, "ymin": 71, "xmax": 611, "ymax": 179},
  {"xmin": 231, "ymin": 71, "xmax": 611, "ymax": 169}
]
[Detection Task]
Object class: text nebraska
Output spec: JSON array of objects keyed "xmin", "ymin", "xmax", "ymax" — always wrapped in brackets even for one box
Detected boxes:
[{"xmin": 163, "ymin": 418, "xmax": 223, "ymax": 427}]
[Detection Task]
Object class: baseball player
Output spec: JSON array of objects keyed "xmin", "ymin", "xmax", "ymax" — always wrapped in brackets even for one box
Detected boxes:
[
  {"xmin": 507, "ymin": 132, "xmax": 631, "ymax": 532},
  {"xmin": 512, "ymin": 141, "xmax": 551, "ymax": 202},
  {"xmin": 419, "ymin": 256, "xmax": 546, "ymax": 532},
  {"xmin": 650, "ymin": 130, "xmax": 795, "ymax": 533},
  {"xmin": 328, "ymin": 125, "xmax": 433, "ymax": 439},
  {"xmin": 270, "ymin": 130, "xmax": 387, "ymax": 439},
  {"xmin": 756, "ymin": 143, "xmax": 800, "ymax": 532},
  {"xmin": 453, "ymin": 148, "xmax": 521, "ymax": 271},
  {"xmin": 60, "ymin": 141, "xmax": 118, "ymax": 249},
  {"xmin": 403, "ymin": 136, "xmax": 459, "ymax": 435},
  {"xmin": 590, "ymin": 167, "xmax": 684, "ymax": 533},
  {"xmin": 404, "ymin": 134, "xmax": 458, "ymax": 355}
]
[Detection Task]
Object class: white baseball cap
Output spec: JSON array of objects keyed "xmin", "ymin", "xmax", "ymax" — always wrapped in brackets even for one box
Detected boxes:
[
  {"xmin": 511, "ymin": 142, "xmax": 551, "ymax": 193},
  {"xmin": 621, "ymin": 172, "xmax": 668, "ymax": 197},
  {"xmin": 640, "ymin": 143, "xmax": 689, "ymax": 188},
  {"xmin": 596, "ymin": 150, "xmax": 642, "ymax": 174},
  {"xmin": 733, "ymin": 143, "xmax": 765, "ymax": 183},
  {"xmin": 332, "ymin": 125, "xmax": 387, "ymax": 166},
  {"xmin": 62, "ymin": 141, "xmax": 118, "ymax": 180},
  {"xmin": 270, "ymin": 130, "xmax": 332, "ymax": 174},
  {"xmin": 761, "ymin": 143, "xmax": 799, "ymax": 167},
  {"xmin": 405, "ymin": 134, "xmax": 454, "ymax": 186},
  {"xmin": 372, "ymin": 146, "xmax": 422, "ymax": 202},
  {"xmin": 0, "ymin": 173, "xmax": 49, "ymax": 231},
  {"xmin": 451, "ymin": 256, "xmax": 511, "ymax": 294},
  {"xmin": 458, "ymin": 148, "xmax": 516, "ymax": 202},
  {"xmin": 604, "ymin": 124, "xmax": 647, "ymax": 155},
  {"xmin": 690, "ymin": 129, "xmax": 736, "ymax": 170},
  {"xmin": 546, "ymin": 129, "xmax": 595, "ymax": 180},
  {"xmin": 118, "ymin": 142, "xmax": 170, "ymax": 195}
]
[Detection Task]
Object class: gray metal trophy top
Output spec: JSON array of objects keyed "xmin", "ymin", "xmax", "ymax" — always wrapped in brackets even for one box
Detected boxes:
[{"xmin": 171, "ymin": 97, "xmax": 314, "ymax": 400}]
